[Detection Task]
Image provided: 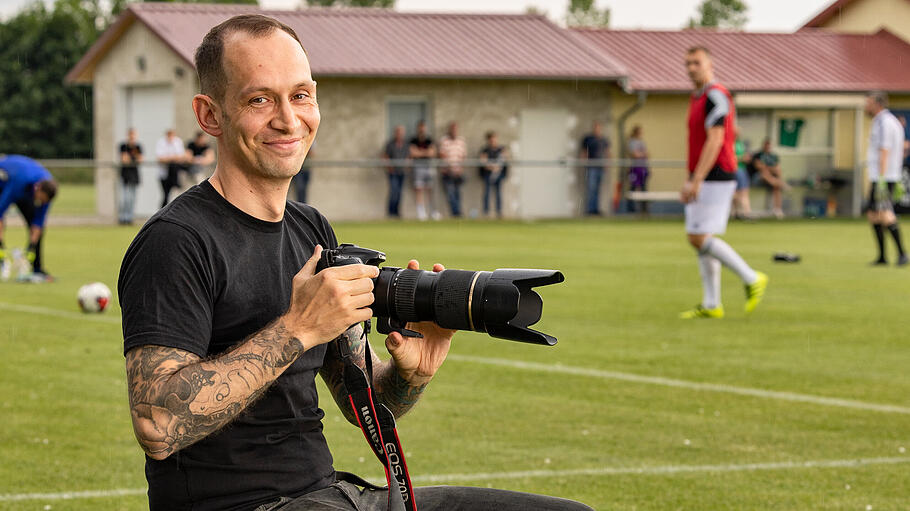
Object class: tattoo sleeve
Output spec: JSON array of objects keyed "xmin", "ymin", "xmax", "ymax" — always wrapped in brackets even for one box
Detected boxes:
[
  {"xmin": 319, "ymin": 324, "xmax": 427, "ymax": 423},
  {"xmin": 125, "ymin": 320, "xmax": 304, "ymax": 460}
]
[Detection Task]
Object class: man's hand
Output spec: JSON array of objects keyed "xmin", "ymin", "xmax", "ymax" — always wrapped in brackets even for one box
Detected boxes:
[
  {"xmin": 894, "ymin": 181, "xmax": 906, "ymax": 202},
  {"xmin": 385, "ymin": 260, "xmax": 456, "ymax": 387},
  {"xmin": 282, "ymin": 246, "xmax": 380, "ymax": 352},
  {"xmin": 874, "ymin": 180, "xmax": 889, "ymax": 203},
  {"xmin": 680, "ymin": 179, "xmax": 701, "ymax": 204}
]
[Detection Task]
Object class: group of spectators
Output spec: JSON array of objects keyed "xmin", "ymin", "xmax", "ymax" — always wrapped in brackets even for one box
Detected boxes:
[
  {"xmin": 578, "ymin": 121, "xmax": 652, "ymax": 216},
  {"xmin": 381, "ymin": 120, "xmax": 509, "ymax": 220},
  {"xmin": 117, "ymin": 128, "xmax": 215, "ymax": 224},
  {"xmin": 115, "ymin": 120, "xmax": 793, "ymax": 224}
]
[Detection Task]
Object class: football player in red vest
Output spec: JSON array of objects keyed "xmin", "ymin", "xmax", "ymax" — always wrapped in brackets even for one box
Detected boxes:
[{"xmin": 679, "ymin": 46, "xmax": 768, "ymax": 319}]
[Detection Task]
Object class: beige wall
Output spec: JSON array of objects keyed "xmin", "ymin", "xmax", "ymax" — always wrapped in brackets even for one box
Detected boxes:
[
  {"xmin": 817, "ymin": 0, "xmax": 910, "ymax": 41},
  {"xmin": 610, "ymin": 92, "xmax": 690, "ymax": 196},
  {"xmin": 294, "ymin": 77, "xmax": 615, "ymax": 221},
  {"xmin": 92, "ymin": 22, "xmax": 199, "ymax": 219}
]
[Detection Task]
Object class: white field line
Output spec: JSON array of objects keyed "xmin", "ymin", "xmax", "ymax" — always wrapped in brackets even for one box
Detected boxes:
[
  {"xmin": 447, "ymin": 354, "xmax": 910, "ymax": 415},
  {"xmin": 0, "ymin": 301, "xmax": 120, "ymax": 325},
  {"xmin": 0, "ymin": 488, "xmax": 146, "ymax": 502},
  {"xmin": 4, "ymin": 301, "xmax": 909, "ymax": 415},
  {"xmin": 3, "ymin": 456, "xmax": 910, "ymax": 501}
]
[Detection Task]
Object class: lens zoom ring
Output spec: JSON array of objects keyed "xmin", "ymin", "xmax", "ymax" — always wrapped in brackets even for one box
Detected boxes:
[
  {"xmin": 434, "ymin": 270, "xmax": 475, "ymax": 330},
  {"xmin": 393, "ymin": 271, "xmax": 420, "ymax": 321}
]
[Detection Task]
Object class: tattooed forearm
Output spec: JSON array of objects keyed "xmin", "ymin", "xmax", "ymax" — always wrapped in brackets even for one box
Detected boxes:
[
  {"xmin": 373, "ymin": 363, "xmax": 427, "ymax": 418},
  {"xmin": 125, "ymin": 320, "xmax": 304, "ymax": 460},
  {"xmin": 320, "ymin": 324, "xmax": 427, "ymax": 421}
]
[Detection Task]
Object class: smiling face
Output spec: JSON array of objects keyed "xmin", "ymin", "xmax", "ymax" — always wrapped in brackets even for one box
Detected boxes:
[{"xmin": 215, "ymin": 29, "xmax": 320, "ymax": 180}]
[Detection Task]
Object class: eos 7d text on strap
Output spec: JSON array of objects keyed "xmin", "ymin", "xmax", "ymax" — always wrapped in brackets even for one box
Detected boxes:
[{"xmin": 338, "ymin": 320, "xmax": 416, "ymax": 511}]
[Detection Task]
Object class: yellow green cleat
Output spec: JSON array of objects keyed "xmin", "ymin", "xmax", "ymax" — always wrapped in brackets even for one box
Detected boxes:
[
  {"xmin": 679, "ymin": 304, "xmax": 724, "ymax": 319},
  {"xmin": 744, "ymin": 271, "xmax": 768, "ymax": 314}
]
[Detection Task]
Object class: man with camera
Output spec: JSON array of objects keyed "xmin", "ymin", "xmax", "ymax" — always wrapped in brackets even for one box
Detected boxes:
[{"xmin": 118, "ymin": 14, "xmax": 590, "ymax": 511}]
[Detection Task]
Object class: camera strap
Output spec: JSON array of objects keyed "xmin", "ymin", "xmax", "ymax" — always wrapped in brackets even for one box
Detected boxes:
[{"xmin": 338, "ymin": 320, "xmax": 417, "ymax": 511}]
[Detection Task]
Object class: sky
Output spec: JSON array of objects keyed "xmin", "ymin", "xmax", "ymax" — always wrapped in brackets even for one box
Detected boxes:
[{"xmin": 0, "ymin": 0, "xmax": 834, "ymax": 31}]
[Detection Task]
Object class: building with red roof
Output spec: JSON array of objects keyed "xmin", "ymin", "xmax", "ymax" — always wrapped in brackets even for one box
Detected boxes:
[{"xmin": 70, "ymin": 0, "xmax": 910, "ymax": 219}]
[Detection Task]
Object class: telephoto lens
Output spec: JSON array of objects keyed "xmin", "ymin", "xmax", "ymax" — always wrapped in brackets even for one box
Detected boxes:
[{"xmin": 318, "ymin": 244, "xmax": 565, "ymax": 345}]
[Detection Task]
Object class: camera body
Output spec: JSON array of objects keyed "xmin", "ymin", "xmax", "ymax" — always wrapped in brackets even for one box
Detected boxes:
[{"xmin": 317, "ymin": 244, "xmax": 564, "ymax": 345}]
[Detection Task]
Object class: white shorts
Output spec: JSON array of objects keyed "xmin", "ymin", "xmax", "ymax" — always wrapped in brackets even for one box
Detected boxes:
[{"xmin": 685, "ymin": 181, "xmax": 736, "ymax": 235}]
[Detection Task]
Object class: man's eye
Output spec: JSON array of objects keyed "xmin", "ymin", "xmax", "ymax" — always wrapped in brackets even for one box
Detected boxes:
[
  {"xmin": 250, "ymin": 97, "xmax": 268, "ymax": 105},
  {"xmin": 294, "ymin": 92, "xmax": 313, "ymax": 101}
]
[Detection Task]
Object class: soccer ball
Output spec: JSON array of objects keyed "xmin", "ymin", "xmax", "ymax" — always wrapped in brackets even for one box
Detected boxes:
[{"xmin": 77, "ymin": 282, "xmax": 112, "ymax": 313}]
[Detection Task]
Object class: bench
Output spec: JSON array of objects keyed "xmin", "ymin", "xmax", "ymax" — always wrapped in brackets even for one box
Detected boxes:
[{"xmin": 626, "ymin": 191, "xmax": 680, "ymax": 202}]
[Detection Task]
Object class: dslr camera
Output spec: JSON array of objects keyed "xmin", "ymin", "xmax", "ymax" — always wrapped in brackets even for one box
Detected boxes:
[{"xmin": 316, "ymin": 244, "xmax": 565, "ymax": 345}]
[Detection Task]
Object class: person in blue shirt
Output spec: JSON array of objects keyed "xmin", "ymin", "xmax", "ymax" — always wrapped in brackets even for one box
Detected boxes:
[
  {"xmin": 579, "ymin": 121, "xmax": 610, "ymax": 216},
  {"xmin": 0, "ymin": 155, "xmax": 58, "ymax": 279}
]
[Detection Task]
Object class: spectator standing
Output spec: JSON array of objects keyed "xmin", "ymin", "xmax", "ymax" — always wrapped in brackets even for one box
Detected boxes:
[
  {"xmin": 626, "ymin": 125, "xmax": 650, "ymax": 213},
  {"xmin": 747, "ymin": 139, "xmax": 789, "ymax": 219},
  {"xmin": 864, "ymin": 91, "xmax": 907, "ymax": 266},
  {"xmin": 118, "ymin": 128, "xmax": 143, "ymax": 225},
  {"xmin": 292, "ymin": 143, "xmax": 313, "ymax": 203},
  {"xmin": 579, "ymin": 121, "xmax": 610, "ymax": 216},
  {"xmin": 155, "ymin": 129, "xmax": 186, "ymax": 208},
  {"xmin": 409, "ymin": 120, "xmax": 436, "ymax": 221},
  {"xmin": 479, "ymin": 131, "xmax": 509, "ymax": 218},
  {"xmin": 438, "ymin": 121, "xmax": 467, "ymax": 217},
  {"xmin": 186, "ymin": 131, "xmax": 215, "ymax": 185},
  {"xmin": 382, "ymin": 125, "xmax": 409, "ymax": 218}
]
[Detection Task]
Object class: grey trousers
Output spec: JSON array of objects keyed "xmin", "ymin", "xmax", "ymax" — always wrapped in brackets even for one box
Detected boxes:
[{"xmin": 255, "ymin": 481, "xmax": 594, "ymax": 511}]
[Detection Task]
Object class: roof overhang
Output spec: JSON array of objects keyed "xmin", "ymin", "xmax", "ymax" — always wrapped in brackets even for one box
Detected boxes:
[
  {"xmin": 734, "ymin": 92, "xmax": 867, "ymax": 108},
  {"xmin": 65, "ymin": 9, "xmax": 139, "ymax": 84}
]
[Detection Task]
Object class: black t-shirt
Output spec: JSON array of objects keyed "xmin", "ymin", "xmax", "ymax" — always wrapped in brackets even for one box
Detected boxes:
[
  {"xmin": 746, "ymin": 151, "xmax": 780, "ymax": 177},
  {"xmin": 120, "ymin": 142, "xmax": 142, "ymax": 184},
  {"xmin": 479, "ymin": 145, "xmax": 508, "ymax": 177},
  {"xmin": 118, "ymin": 180, "xmax": 338, "ymax": 511},
  {"xmin": 580, "ymin": 135, "xmax": 609, "ymax": 160},
  {"xmin": 409, "ymin": 136, "xmax": 433, "ymax": 160},
  {"xmin": 187, "ymin": 140, "xmax": 210, "ymax": 158}
]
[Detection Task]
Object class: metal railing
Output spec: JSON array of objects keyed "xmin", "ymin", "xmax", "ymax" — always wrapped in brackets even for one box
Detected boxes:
[{"xmin": 34, "ymin": 158, "xmax": 700, "ymax": 222}]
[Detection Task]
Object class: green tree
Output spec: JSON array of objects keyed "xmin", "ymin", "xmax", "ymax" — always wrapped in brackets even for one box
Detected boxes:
[
  {"xmin": 306, "ymin": 0, "xmax": 394, "ymax": 7},
  {"xmin": 0, "ymin": 0, "xmax": 103, "ymax": 158},
  {"xmin": 687, "ymin": 0, "xmax": 748, "ymax": 29},
  {"xmin": 565, "ymin": 0, "xmax": 610, "ymax": 28}
]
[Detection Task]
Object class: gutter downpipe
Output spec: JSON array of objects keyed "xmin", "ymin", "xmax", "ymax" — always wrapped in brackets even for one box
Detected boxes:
[{"xmin": 615, "ymin": 83, "xmax": 648, "ymax": 212}]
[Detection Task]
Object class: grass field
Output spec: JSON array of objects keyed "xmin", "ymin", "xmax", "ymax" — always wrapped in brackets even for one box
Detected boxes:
[{"xmin": 1, "ymin": 218, "xmax": 909, "ymax": 510}]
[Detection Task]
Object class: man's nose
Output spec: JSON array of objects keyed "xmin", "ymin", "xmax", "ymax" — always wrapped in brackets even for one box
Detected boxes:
[{"xmin": 271, "ymin": 98, "xmax": 301, "ymax": 133}]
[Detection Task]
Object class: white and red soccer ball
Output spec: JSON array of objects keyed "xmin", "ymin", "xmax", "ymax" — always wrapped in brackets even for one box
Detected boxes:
[{"xmin": 77, "ymin": 282, "xmax": 112, "ymax": 313}]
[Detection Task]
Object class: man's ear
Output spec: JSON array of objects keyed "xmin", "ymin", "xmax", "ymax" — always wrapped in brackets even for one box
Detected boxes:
[{"xmin": 193, "ymin": 94, "xmax": 223, "ymax": 137}]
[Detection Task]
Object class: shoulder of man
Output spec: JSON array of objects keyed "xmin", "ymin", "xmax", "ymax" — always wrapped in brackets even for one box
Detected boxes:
[{"xmin": 284, "ymin": 200, "xmax": 338, "ymax": 248}]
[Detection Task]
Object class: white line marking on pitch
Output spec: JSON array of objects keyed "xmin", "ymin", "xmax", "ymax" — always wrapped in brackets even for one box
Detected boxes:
[
  {"xmin": 5, "ymin": 302, "xmax": 908, "ymax": 415},
  {"xmin": 0, "ymin": 488, "xmax": 146, "ymax": 502},
  {"xmin": 410, "ymin": 456, "xmax": 910, "ymax": 484},
  {"xmin": 0, "ymin": 301, "xmax": 120, "ymax": 325},
  {"xmin": 3, "ymin": 457, "xmax": 909, "ymax": 501},
  {"xmin": 447, "ymin": 354, "xmax": 910, "ymax": 415}
]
